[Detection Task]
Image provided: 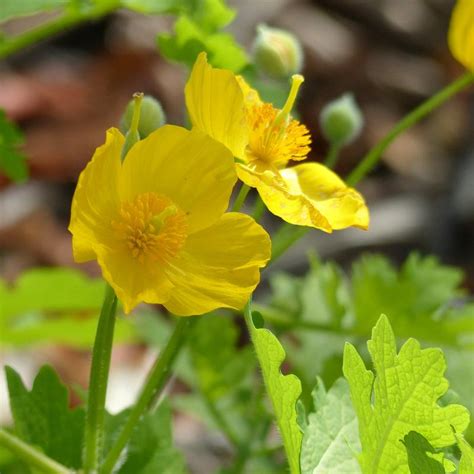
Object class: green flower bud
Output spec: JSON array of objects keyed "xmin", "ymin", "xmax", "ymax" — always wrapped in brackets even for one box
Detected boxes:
[
  {"xmin": 120, "ymin": 95, "xmax": 165, "ymax": 139},
  {"xmin": 252, "ymin": 24, "xmax": 303, "ymax": 79},
  {"xmin": 320, "ymin": 93, "xmax": 364, "ymax": 146}
]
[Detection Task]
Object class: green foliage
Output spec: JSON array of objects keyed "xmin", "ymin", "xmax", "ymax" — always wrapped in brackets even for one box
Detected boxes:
[
  {"xmin": 0, "ymin": 0, "xmax": 67, "ymax": 23},
  {"xmin": 190, "ymin": 313, "xmax": 255, "ymax": 401},
  {"xmin": 0, "ymin": 267, "xmax": 137, "ymax": 347},
  {"xmin": 121, "ymin": 0, "xmax": 191, "ymax": 14},
  {"xmin": 105, "ymin": 402, "xmax": 187, "ymax": 473},
  {"xmin": 343, "ymin": 315, "xmax": 470, "ymax": 474},
  {"xmin": 245, "ymin": 306, "xmax": 302, "ymax": 474},
  {"xmin": 0, "ymin": 111, "xmax": 28, "ymax": 182},
  {"xmin": 300, "ymin": 378, "xmax": 360, "ymax": 474},
  {"xmin": 5, "ymin": 365, "xmax": 85, "ymax": 469},
  {"xmin": 157, "ymin": 0, "xmax": 248, "ymax": 71},
  {"xmin": 456, "ymin": 433, "xmax": 474, "ymax": 474},
  {"xmin": 403, "ymin": 431, "xmax": 453, "ymax": 474},
  {"xmin": 260, "ymin": 253, "xmax": 474, "ymax": 425},
  {"xmin": 351, "ymin": 254, "xmax": 474, "ymax": 345}
]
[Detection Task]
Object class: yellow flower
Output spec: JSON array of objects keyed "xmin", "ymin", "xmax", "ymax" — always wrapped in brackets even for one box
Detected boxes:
[
  {"xmin": 449, "ymin": 0, "xmax": 474, "ymax": 71},
  {"xmin": 185, "ymin": 52, "xmax": 369, "ymax": 232},
  {"xmin": 69, "ymin": 125, "xmax": 271, "ymax": 315}
]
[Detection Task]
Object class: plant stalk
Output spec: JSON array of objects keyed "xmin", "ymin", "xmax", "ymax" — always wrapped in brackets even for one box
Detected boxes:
[
  {"xmin": 100, "ymin": 317, "xmax": 194, "ymax": 474},
  {"xmin": 83, "ymin": 284, "xmax": 117, "ymax": 474},
  {"xmin": 346, "ymin": 71, "xmax": 474, "ymax": 186},
  {"xmin": 0, "ymin": 2, "xmax": 120, "ymax": 59},
  {"xmin": 0, "ymin": 429, "xmax": 71, "ymax": 474}
]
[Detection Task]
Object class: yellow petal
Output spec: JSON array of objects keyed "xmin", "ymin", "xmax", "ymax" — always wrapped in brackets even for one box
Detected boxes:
[
  {"xmin": 163, "ymin": 213, "xmax": 271, "ymax": 316},
  {"xmin": 237, "ymin": 163, "xmax": 332, "ymax": 232},
  {"xmin": 97, "ymin": 247, "xmax": 173, "ymax": 314},
  {"xmin": 280, "ymin": 163, "xmax": 369, "ymax": 230},
  {"xmin": 121, "ymin": 125, "xmax": 237, "ymax": 234},
  {"xmin": 236, "ymin": 75, "xmax": 264, "ymax": 107},
  {"xmin": 448, "ymin": 0, "xmax": 474, "ymax": 71},
  {"xmin": 185, "ymin": 52, "xmax": 249, "ymax": 159},
  {"xmin": 69, "ymin": 128, "xmax": 124, "ymax": 262}
]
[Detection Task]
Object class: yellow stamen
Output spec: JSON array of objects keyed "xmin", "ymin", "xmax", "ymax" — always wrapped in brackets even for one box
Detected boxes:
[
  {"xmin": 150, "ymin": 205, "xmax": 178, "ymax": 233},
  {"xmin": 274, "ymin": 74, "xmax": 304, "ymax": 126},
  {"xmin": 112, "ymin": 193, "xmax": 187, "ymax": 263},
  {"xmin": 131, "ymin": 92, "xmax": 144, "ymax": 134}
]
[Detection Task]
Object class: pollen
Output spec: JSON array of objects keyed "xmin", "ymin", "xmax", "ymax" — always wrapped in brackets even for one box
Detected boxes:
[
  {"xmin": 246, "ymin": 102, "xmax": 311, "ymax": 167},
  {"xmin": 244, "ymin": 74, "xmax": 311, "ymax": 168},
  {"xmin": 112, "ymin": 192, "xmax": 188, "ymax": 263}
]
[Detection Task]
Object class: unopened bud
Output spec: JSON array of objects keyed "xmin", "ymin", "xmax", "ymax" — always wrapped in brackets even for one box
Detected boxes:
[
  {"xmin": 252, "ymin": 24, "xmax": 303, "ymax": 79},
  {"xmin": 120, "ymin": 95, "xmax": 165, "ymax": 139},
  {"xmin": 320, "ymin": 93, "xmax": 364, "ymax": 146}
]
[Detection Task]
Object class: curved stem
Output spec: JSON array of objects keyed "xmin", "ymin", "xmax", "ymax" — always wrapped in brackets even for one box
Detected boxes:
[
  {"xmin": 100, "ymin": 317, "xmax": 194, "ymax": 474},
  {"xmin": 83, "ymin": 284, "xmax": 117, "ymax": 474},
  {"xmin": 231, "ymin": 184, "xmax": 251, "ymax": 212},
  {"xmin": 252, "ymin": 195, "xmax": 266, "ymax": 222},
  {"xmin": 323, "ymin": 143, "xmax": 341, "ymax": 169},
  {"xmin": 269, "ymin": 72, "xmax": 474, "ymax": 264},
  {"xmin": 0, "ymin": 2, "xmax": 119, "ymax": 59},
  {"xmin": 346, "ymin": 71, "xmax": 474, "ymax": 186},
  {"xmin": 269, "ymin": 223, "xmax": 308, "ymax": 265},
  {"xmin": 0, "ymin": 429, "xmax": 70, "ymax": 474}
]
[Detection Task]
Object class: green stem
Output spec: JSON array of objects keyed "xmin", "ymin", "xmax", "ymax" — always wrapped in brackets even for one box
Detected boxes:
[
  {"xmin": 100, "ymin": 317, "xmax": 194, "ymax": 474},
  {"xmin": 83, "ymin": 284, "xmax": 117, "ymax": 474},
  {"xmin": 269, "ymin": 223, "xmax": 308, "ymax": 265},
  {"xmin": 231, "ymin": 184, "xmax": 251, "ymax": 212},
  {"xmin": 0, "ymin": 2, "xmax": 120, "ymax": 59},
  {"xmin": 323, "ymin": 142, "xmax": 341, "ymax": 169},
  {"xmin": 0, "ymin": 429, "xmax": 70, "ymax": 474},
  {"xmin": 346, "ymin": 71, "xmax": 474, "ymax": 186},
  {"xmin": 251, "ymin": 195, "xmax": 266, "ymax": 222},
  {"xmin": 269, "ymin": 72, "xmax": 474, "ymax": 264}
]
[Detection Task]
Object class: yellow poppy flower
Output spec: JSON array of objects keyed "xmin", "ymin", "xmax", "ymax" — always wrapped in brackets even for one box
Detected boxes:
[
  {"xmin": 449, "ymin": 0, "xmax": 474, "ymax": 71},
  {"xmin": 69, "ymin": 125, "xmax": 271, "ymax": 315},
  {"xmin": 185, "ymin": 52, "xmax": 369, "ymax": 232}
]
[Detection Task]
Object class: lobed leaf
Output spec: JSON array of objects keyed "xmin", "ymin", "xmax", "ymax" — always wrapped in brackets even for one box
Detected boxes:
[
  {"xmin": 343, "ymin": 315, "xmax": 470, "ymax": 474},
  {"xmin": 300, "ymin": 377, "xmax": 360, "ymax": 474},
  {"xmin": 5, "ymin": 365, "xmax": 84, "ymax": 469},
  {"xmin": 246, "ymin": 306, "xmax": 302, "ymax": 474},
  {"xmin": 403, "ymin": 431, "xmax": 454, "ymax": 474}
]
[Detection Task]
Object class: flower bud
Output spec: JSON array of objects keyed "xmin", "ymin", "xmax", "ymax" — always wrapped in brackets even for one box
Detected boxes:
[
  {"xmin": 320, "ymin": 93, "xmax": 364, "ymax": 146},
  {"xmin": 252, "ymin": 24, "xmax": 303, "ymax": 79},
  {"xmin": 120, "ymin": 95, "xmax": 166, "ymax": 139}
]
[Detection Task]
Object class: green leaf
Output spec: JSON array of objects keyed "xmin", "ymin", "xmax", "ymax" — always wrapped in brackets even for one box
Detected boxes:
[
  {"xmin": 456, "ymin": 433, "xmax": 474, "ymax": 474},
  {"xmin": 157, "ymin": 0, "xmax": 247, "ymax": 71},
  {"xmin": 0, "ymin": 267, "xmax": 137, "ymax": 347},
  {"xmin": 190, "ymin": 0, "xmax": 235, "ymax": 32},
  {"xmin": 300, "ymin": 377, "xmax": 360, "ymax": 474},
  {"xmin": 190, "ymin": 313, "xmax": 255, "ymax": 401},
  {"xmin": 1, "ymin": 267, "xmax": 105, "ymax": 318},
  {"xmin": 343, "ymin": 315, "xmax": 470, "ymax": 474},
  {"xmin": 352, "ymin": 254, "xmax": 474, "ymax": 348},
  {"xmin": 5, "ymin": 365, "xmax": 85, "ymax": 469},
  {"xmin": 0, "ymin": 111, "xmax": 28, "ymax": 182},
  {"xmin": 403, "ymin": 431, "xmax": 449, "ymax": 474},
  {"xmin": 245, "ymin": 306, "xmax": 302, "ymax": 474},
  {"xmin": 0, "ymin": 0, "xmax": 67, "ymax": 23},
  {"xmin": 120, "ymin": 0, "xmax": 191, "ymax": 14},
  {"xmin": 105, "ymin": 401, "xmax": 187, "ymax": 473}
]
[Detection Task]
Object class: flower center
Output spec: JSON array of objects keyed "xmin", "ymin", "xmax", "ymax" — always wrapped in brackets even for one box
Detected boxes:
[
  {"xmin": 245, "ymin": 74, "xmax": 311, "ymax": 168},
  {"xmin": 112, "ymin": 192, "xmax": 188, "ymax": 263}
]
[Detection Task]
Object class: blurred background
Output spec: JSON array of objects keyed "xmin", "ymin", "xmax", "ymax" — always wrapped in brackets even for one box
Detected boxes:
[{"xmin": 1, "ymin": 0, "xmax": 473, "ymax": 471}]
